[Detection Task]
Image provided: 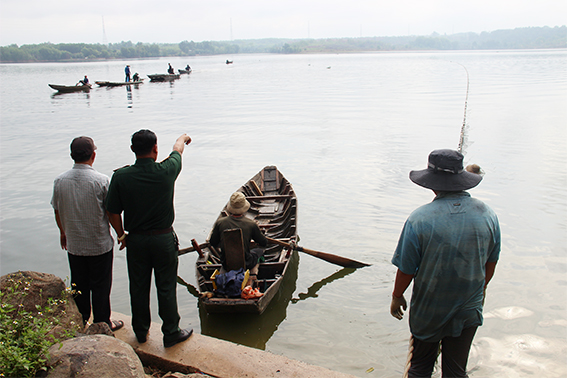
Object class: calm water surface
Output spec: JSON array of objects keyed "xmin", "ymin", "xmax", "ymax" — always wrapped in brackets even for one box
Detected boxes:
[{"xmin": 1, "ymin": 50, "xmax": 566, "ymax": 377}]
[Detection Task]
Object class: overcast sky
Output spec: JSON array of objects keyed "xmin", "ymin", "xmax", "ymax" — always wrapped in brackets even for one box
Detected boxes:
[{"xmin": 1, "ymin": 0, "xmax": 565, "ymax": 46}]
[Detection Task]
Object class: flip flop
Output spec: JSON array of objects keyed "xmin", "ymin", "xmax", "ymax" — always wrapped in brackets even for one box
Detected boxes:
[{"xmin": 110, "ymin": 320, "xmax": 124, "ymax": 332}]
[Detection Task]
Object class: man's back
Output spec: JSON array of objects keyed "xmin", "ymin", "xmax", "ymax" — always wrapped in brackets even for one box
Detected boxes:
[
  {"xmin": 392, "ymin": 191, "xmax": 500, "ymax": 341},
  {"xmin": 105, "ymin": 151, "xmax": 181, "ymax": 231},
  {"xmin": 210, "ymin": 215, "xmax": 267, "ymax": 255},
  {"xmin": 51, "ymin": 165, "xmax": 112, "ymax": 255}
]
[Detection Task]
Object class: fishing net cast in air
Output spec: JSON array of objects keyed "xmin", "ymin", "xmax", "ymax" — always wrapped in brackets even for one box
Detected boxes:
[{"xmin": 455, "ymin": 62, "xmax": 471, "ymax": 155}]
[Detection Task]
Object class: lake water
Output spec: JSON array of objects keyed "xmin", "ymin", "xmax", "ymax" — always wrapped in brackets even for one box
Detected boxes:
[{"xmin": 1, "ymin": 50, "xmax": 566, "ymax": 377}]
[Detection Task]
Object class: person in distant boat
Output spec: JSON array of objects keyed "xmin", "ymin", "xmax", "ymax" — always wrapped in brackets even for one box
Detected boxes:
[
  {"xmin": 79, "ymin": 75, "xmax": 89, "ymax": 85},
  {"xmin": 105, "ymin": 129, "xmax": 193, "ymax": 348},
  {"xmin": 209, "ymin": 192, "xmax": 268, "ymax": 287},
  {"xmin": 390, "ymin": 149, "xmax": 500, "ymax": 378},
  {"xmin": 185, "ymin": 64, "xmax": 191, "ymax": 71},
  {"xmin": 168, "ymin": 63, "xmax": 174, "ymax": 74},
  {"xmin": 132, "ymin": 73, "xmax": 140, "ymax": 82},
  {"xmin": 51, "ymin": 136, "xmax": 124, "ymax": 333},
  {"xmin": 125, "ymin": 65, "xmax": 131, "ymax": 82}
]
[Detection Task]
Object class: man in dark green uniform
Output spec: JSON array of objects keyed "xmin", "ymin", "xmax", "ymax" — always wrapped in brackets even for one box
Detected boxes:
[{"xmin": 105, "ymin": 129, "xmax": 192, "ymax": 348}]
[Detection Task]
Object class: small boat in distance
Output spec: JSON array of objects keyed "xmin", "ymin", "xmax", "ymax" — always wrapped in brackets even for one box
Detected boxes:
[
  {"xmin": 147, "ymin": 74, "xmax": 180, "ymax": 82},
  {"xmin": 178, "ymin": 68, "xmax": 192, "ymax": 74},
  {"xmin": 95, "ymin": 80, "xmax": 144, "ymax": 87},
  {"xmin": 192, "ymin": 166, "xmax": 298, "ymax": 314},
  {"xmin": 48, "ymin": 84, "xmax": 92, "ymax": 93},
  {"xmin": 226, "ymin": 60, "xmax": 233, "ymax": 64}
]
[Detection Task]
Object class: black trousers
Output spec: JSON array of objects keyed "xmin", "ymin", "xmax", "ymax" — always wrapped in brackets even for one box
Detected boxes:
[
  {"xmin": 408, "ymin": 326, "xmax": 478, "ymax": 378},
  {"xmin": 68, "ymin": 249, "xmax": 113, "ymax": 326},
  {"xmin": 126, "ymin": 233, "xmax": 181, "ymax": 342}
]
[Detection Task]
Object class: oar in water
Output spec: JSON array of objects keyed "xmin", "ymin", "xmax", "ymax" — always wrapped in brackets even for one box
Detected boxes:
[{"xmin": 265, "ymin": 236, "xmax": 371, "ymax": 269}]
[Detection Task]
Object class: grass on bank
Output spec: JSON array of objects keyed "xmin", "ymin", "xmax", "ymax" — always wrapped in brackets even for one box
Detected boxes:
[{"xmin": 0, "ymin": 274, "xmax": 77, "ymax": 378}]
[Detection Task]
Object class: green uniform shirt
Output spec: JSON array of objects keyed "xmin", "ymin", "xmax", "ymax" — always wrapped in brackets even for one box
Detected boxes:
[{"xmin": 105, "ymin": 151, "xmax": 182, "ymax": 231}]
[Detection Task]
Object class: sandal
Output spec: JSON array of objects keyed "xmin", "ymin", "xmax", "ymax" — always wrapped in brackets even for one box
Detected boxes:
[{"xmin": 110, "ymin": 319, "xmax": 124, "ymax": 332}]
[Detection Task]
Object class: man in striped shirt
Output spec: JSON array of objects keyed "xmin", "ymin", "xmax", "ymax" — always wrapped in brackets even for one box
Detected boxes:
[{"xmin": 51, "ymin": 136, "xmax": 123, "ymax": 332}]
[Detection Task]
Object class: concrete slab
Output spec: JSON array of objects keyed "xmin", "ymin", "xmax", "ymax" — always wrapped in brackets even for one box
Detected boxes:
[{"xmin": 112, "ymin": 312, "xmax": 356, "ymax": 378}]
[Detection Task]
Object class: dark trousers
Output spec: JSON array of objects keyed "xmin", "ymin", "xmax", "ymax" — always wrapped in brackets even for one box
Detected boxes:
[
  {"xmin": 126, "ymin": 233, "xmax": 181, "ymax": 342},
  {"xmin": 67, "ymin": 249, "xmax": 113, "ymax": 326},
  {"xmin": 408, "ymin": 326, "xmax": 478, "ymax": 378}
]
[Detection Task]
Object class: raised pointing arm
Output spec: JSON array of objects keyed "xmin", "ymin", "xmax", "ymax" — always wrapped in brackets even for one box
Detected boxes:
[{"xmin": 173, "ymin": 134, "xmax": 192, "ymax": 154}]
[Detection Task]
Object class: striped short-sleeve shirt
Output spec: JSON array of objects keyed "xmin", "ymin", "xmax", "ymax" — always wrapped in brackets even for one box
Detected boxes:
[{"xmin": 51, "ymin": 164, "xmax": 114, "ymax": 256}]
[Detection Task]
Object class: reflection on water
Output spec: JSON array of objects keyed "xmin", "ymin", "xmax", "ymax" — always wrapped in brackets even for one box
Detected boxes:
[
  {"xmin": 50, "ymin": 91, "xmax": 91, "ymax": 102},
  {"xmin": 471, "ymin": 334, "xmax": 566, "ymax": 377},
  {"xmin": 484, "ymin": 306, "xmax": 534, "ymax": 320},
  {"xmin": 126, "ymin": 85, "xmax": 132, "ymax": 108},
  {"xmin": 291, "ymin": 267, "xmax": 356, "ymax": 303},
  {"xmin": 196, "ymin": 250, "xmax": 299, "ymax": 350},
  {"xmin": 180, "ymin": 255, "xmax": 358, "ymax": 349}
]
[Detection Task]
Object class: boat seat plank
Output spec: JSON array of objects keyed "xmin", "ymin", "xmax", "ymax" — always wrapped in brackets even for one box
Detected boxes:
[
  {"xmin": 197, "ymin": 264, "xmax": 223, "ymax": 279},
  {"xmin": 258, "ymin": 204, "xmax": 278, "ymax": 214}
]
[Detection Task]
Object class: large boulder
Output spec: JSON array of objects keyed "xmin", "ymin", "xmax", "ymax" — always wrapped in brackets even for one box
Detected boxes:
[
  {"xmin": 46, "ymin": 334, "xmax": 146, "ymax": 378},
  {"xmin": 0, "ymin": 271, "xmax": 83, "ymax": 336}
]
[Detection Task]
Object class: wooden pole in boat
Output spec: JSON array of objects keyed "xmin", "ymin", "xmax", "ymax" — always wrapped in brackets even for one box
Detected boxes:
[
  {"xmin": 179, "ymin": 241, "xmax": 208, "ymax": 257},
  {"xmin": 250, "ymin": 180, "xmax": 263, "ymax": 196},
  {"xmin": 266, "ymin": 237, "xmax": 371, "ymax": 269},
  {"xmin": 191, "ymin": 239, "xmax": 205, "ymax": 258}
]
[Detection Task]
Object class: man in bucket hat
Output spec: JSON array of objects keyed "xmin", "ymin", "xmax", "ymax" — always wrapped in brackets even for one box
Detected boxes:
[
  {"xmin": 390, "ymin": 149, "xmax": 501, "ymax": 378},
  {"xmin": 209, "ymin": 192, "xmax": 268, "ymax": 287}
]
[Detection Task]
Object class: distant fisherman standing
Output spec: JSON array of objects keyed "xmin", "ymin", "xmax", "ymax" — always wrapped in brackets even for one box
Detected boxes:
[
  {"xmin": 390, "ymin": 149, "xmax": 500, "ymax": 377},
  {"xmin": 125, "ymin": 65, "xmax": 131, "ymax": 82}
]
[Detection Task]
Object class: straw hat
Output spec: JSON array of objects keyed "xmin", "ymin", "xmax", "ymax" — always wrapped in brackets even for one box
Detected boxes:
[
  {"xmin": 409, "ymin": 149, "xmax": 482, "ymax": 191},
  {"xmin": 227, "ymin": 192, "xmax": 250, "ymax": 215}
]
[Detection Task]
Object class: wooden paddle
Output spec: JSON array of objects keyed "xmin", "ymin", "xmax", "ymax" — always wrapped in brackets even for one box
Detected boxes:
[{"xmin": 266, "ymin": 237, "xmax": 371, "ymax": 269}]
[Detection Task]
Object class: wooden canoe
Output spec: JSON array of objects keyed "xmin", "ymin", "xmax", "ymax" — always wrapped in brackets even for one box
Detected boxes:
[
  {"xmin": 178, "ymin": 69, "xmax": 192, "ymax": 74},
  {"xmin": 95, "ymin": 80, "xmax": 144, "ymax": 87},
  {"xmin": 147, "ymin": 74, "xmax": 180, "ymax": 82},
  {"xmin": 48, "ymin": 84, "xmax": 91, "ymax": 92},
  {"xmin": 194, "ymin": 166, "xmax": 298, "ymax": 314}
]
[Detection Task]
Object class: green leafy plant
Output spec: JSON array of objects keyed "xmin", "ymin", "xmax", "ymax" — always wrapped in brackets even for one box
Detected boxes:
[{"xmin": 0, "ymin": 274, "xmax": 77, "ymax": 378}]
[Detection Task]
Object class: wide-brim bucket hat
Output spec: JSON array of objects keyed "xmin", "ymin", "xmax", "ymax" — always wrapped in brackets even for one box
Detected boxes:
[
  {"xmin": 409, "ymin": 149, "xmax": 482, "ymax": 191},
  {"xmin": 226, "ymin": 192, "xmax": 250, "ymax": 215}
]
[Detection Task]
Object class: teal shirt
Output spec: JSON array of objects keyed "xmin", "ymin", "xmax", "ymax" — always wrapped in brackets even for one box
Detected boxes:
[
  {"xmin": 105, "ymin": 151, "xmax": 182, "ymax": 231},
  {"xmin": 392, "ymin": 191, "xmax": 501, "ymax": 342}
]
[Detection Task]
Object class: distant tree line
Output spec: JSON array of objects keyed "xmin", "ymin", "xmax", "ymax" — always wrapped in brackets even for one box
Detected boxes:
[
  {"xmin": 260, "ymin": 26, "xmax": 566, "ymax": 53},
  {"xmin": 0, "ymin": 40, "xmax": 240, "ymax": 63},
  {"xmin": 1, "ymin": 26, "xmax": 564, "ymax": 63}
]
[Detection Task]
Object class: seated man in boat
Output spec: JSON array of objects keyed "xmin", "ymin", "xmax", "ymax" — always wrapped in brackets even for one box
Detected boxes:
[
  {"xmin": 168, "ymin": 63, "xmax": 174, "ymax": 74},
  {"xmin": 185, "ymin": 64, "xmax": 191, "ymax": 71},
  {"xmin": 78, "ymin": 75, "xmax": 89, "ymax": 85},
  {"xmin": 209, "ymin": 192, "xmax": 267, "ymax": 287},
  {"xmin": 132, "ymin": 73, "xmax": 140, "ymax": 82}
]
